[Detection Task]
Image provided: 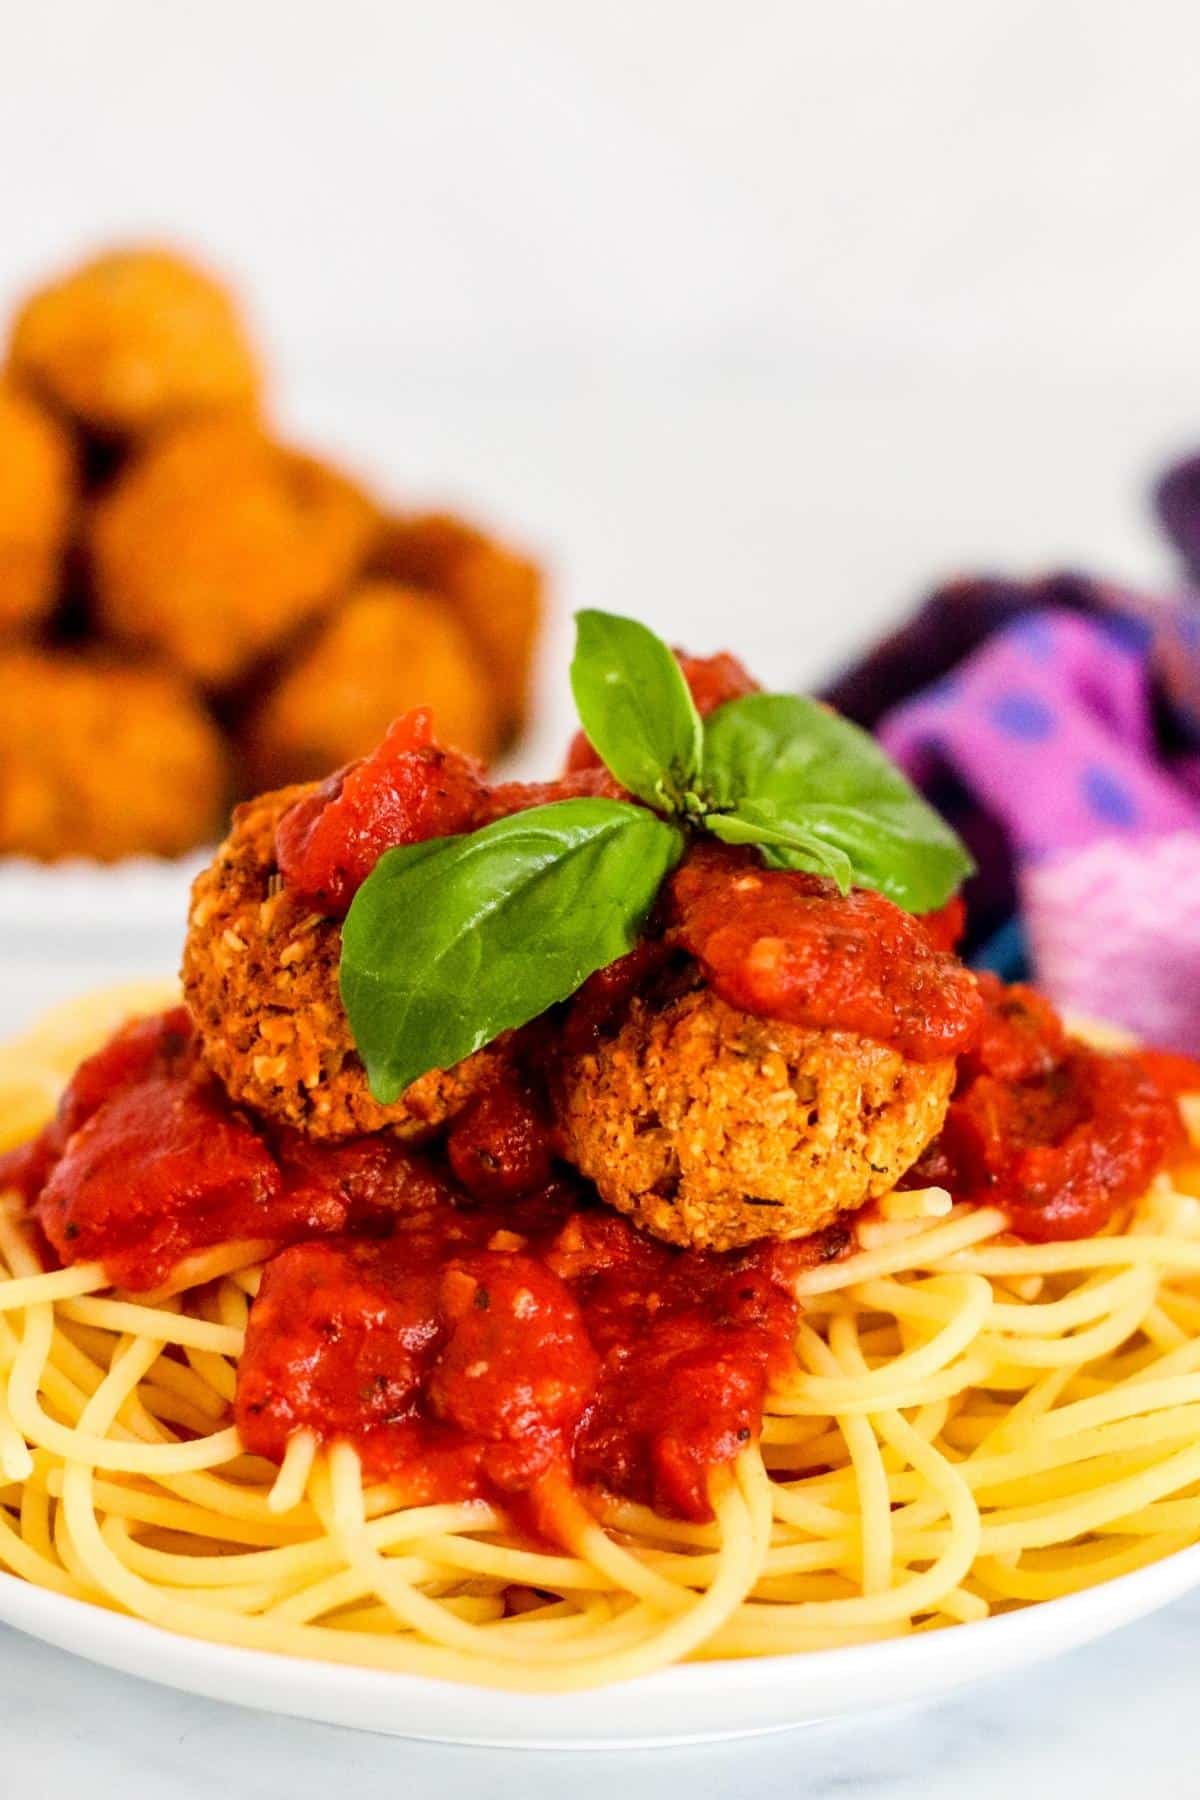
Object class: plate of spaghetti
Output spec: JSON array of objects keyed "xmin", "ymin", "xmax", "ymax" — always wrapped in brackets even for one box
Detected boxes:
[{"xmin": 1, "ymin": 612, "xmax": 1199, "ymax": 1747}]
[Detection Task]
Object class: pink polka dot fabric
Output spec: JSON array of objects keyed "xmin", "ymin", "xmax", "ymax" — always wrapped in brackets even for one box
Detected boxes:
[
  {"xmin": 1022, "ymin": 834, "xmax": 1200, "ymax": 1051},
  {"xmin": 876, "ymin": 608, "xmax": 1200, "ymax": 1050},
  {"xmin": 879, "ymin": 610, "xmax": 1197, "ymax": 856}
]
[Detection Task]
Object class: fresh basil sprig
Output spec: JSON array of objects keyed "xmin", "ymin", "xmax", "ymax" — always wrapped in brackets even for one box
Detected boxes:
[
  {"xmin": 341, "ymin": 800, "xmax": 684, "ymax": 1103},
  {"xmin": 570, "ymin": 610, "xmax": 703, "ymax": 812},
  {"xmin": 703, "ymin": 801, "xmax": 855, "ymax": 890},
  {"xmin": 339, "ymin": 610, "xmax": 974, "ymax": 1101},
  {"xmin": 699, "ymin": 694, "xmax": 974, "ymax": 913}
]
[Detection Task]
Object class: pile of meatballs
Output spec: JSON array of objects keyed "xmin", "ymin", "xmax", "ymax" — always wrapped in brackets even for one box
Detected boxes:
[
  {"xmin": 182, "ymin": 696, "xmax": 963, "ymax": 1257},
  {"xmin": 0, "ymin": 246, "xmax": 542, "ymax": 861}
]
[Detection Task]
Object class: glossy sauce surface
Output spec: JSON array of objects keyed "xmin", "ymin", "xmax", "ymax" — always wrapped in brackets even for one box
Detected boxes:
[
  {"xmin": 275, "ymin": 709, "xmax": 485, "ymax": 916},
  {"xmin": 237, "ymin": 1202, "xmax": 807, "ymax": 1524},
  {"xmin": 6, "ymin": 1012, "xmax": 806, "ymax": 1523},
  {"xmin": 3, "ymin": 1011, "xmax": 430, "ymax": 1289},
  {"xmin": 669, "ymin": 842, "xmax": 983, "ymax": 1062},
  {"xmin": 906, "ymin": 974, "xmax": 1184, "ymax": 1238}
]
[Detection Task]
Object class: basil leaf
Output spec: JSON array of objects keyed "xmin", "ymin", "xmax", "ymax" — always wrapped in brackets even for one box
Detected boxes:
[
  {"xmin": 703, "ymin": 803, "xmax": 854, "ymax": 891},
  {"xmin": 701, "ymin": 694, "xmax": 974, "ymax": 913},
  {"xmin": 570, "ymin": 609, "xmax": 703, "ymax": 811},
  {"xmin": 340, "ymin": 799, "xmax": 685, "ymax": 1103}
]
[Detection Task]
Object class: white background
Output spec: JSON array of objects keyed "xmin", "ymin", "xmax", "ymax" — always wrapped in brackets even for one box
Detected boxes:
[
  {"xmin": 7, "ymin": 0, "xmax": 1200, "ymax": 765},
  {"xmin": 4, "ymin": 3, "xmax": 1200, "ymax": 1791}
]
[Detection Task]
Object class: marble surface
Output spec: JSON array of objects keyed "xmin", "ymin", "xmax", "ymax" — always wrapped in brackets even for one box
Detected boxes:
[{"xmin": 2, "ymin": 1588, "xmax": 1198, "ymax": 1797}]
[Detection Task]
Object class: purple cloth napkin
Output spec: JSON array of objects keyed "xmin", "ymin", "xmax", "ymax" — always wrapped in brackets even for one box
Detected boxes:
[
  {"xmin": 874, "ymin": 607, "xmax": 1200, "ymax": 1049},
  {"xmin": 879, "ymin": 610, "xmax": 1198, "ymax": 857},
  {"xmin": 818, "ymin": 448, "xmax": 1200, "ymax": 1049}
]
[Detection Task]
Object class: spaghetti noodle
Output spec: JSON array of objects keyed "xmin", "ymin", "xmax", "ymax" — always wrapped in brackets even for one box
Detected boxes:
[{"xmin": 2, "ymin": 985, "xmax": 1200, "ymax": 1691}]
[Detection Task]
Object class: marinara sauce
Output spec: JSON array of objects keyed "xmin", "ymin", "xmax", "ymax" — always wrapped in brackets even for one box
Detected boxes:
[
  {"xmin": 275, "ymin": 709, "xmax": 485, "ymax": 916},
  {"xmin": 669, "ymin": 842, "xmax": 982, "ymax": 1062},
  {"xmin": 904, "ymin": 974, "xmax": 1186, "ymax": 1239},
  {"xmin": 1, "ymin": 1010, "xmax": 441, "ymax": 1290},
  {"xmin": 236, "ymin": 1202, "xmax": 810, "ymax": 1527},
  {"xmin": 7, "ymin": 1008, "xmax": 810, "ymax": 1525}
]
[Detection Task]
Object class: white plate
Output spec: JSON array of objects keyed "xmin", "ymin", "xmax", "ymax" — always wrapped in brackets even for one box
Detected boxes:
[
  {"xmin": 0, "ymin": 851, "xmax": 203, "ymax": 933},
  {"xmin": 0, "ymin": 857, "xmax": 199, "ymax": 1038},
  {"xmin": 2, "ymin": 1544, "xmax": 1199, "ymax": 1747}
]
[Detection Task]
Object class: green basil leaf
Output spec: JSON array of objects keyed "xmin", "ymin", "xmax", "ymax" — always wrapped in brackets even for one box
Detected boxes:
[
  {"xmin": 340, "ymin": 799, "xmax": 685, "ymax": 1103},
  {"xmin": 570, "ymin": 609, "xmax": 703, "ymax": 811},
  {"xmin": 701, "ymin": 693, "xmax": 974, "ymax": 912},
  {"xmin": 702, "ymin": 803, "xmax": 854, "ymax": 891}
]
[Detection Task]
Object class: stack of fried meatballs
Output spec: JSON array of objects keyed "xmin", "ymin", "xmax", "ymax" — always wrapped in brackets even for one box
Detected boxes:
[{"xmin": 0, "ymin": 245, "xmax": 542, "ymax": 861}]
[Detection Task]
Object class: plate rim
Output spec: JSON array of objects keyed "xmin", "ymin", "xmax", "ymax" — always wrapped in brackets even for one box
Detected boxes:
[{"xmin": 2, "ymin": 1535, "xmax": 1199, "ymax": 1727}]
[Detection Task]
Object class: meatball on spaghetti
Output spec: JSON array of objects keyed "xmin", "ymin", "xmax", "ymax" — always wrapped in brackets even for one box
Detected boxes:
[
  {"xmin": 182, "ymin": 779, "xmax": 497, "ymax": 1140},
  {"xmin": 556, "ymin": 980, "xmax": 955, "ymax": 1252}
]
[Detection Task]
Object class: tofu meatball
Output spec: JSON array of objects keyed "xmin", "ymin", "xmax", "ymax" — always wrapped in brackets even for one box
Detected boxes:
[
  {"xmin": 0, "ymin": 382, "xmax": 76, "ymax": 631},
  {"xmin": 371, "ymin": 513, "xmax": 542, "ymax": 740},
  {"xmin": 9, "ymin": 246, "xmax": 260, "ymax": 439},
  {"xmin": 182, "ymin": 782, "xmax": 497, "ymax": 1138},
  {"xmin": 555, "ymin": 982, "xmax": 955, "ymax": 1252},
  {"xmin": 241, "ymin": 579, "xmax": 502, "ymax": 790},
  {"xmin": 0, "ymin": 648, "xmax": 229, "ymax": 860},
  {"xmin": 88, "ymin": 418, "xmax": 379, "ymax": 687}
]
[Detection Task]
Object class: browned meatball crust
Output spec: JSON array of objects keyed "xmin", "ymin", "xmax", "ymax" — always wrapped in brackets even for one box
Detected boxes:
[
  {"xmin": 555, "ymin": 985, "xmax": 955, "ymax": 1251},
  {"xmin": 182, "ymin": 783, "xmax": 496, "ymax": 1137},
  {"xmin": 241, "ymin": 579, "xmax": 502, "ymax": 790},
  {"xmin": 0, "ymin": 382, "xmax": 76, "ymax": 632},
  {"xmin": 371, "ymin": 513, "xmax": 542, "ymax": 740},
  {"xmin": 0, "ymin": 648, "xmax": 228, "ymax": 861},
  {"xmin": 9, "ymin": 246, "xmax": 260, "ymax": 439},
  {"xmin": 89, "ymin": 419, "xmax": 379, "ymax": 688}
]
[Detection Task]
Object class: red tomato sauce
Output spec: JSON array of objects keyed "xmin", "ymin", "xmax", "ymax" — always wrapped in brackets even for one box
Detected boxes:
[
  {"xmin": 7, "ymin": 983, "xmax": 1192, "ymax": 1527},
  {"xmin": 8, "ymin": 1007, "xmax": 808, "ymax": 1524},
  {"xmin": 905, "ymin": 974, "xmax": 1185, "ymax": 1239},
  {"xmin": 1137, "ymin": 1049, "xmax": 1200, "ymax": 1099},
  {"xmin": 668, "ymin": 842, "xmax": 983, "ymax": 1062},
  {"xmin": 5, "ymin": 1010, "xmax": 446, "ymax": 1290},
  {"xmin": 274, "ymin": 716, "xmax": 626, "ymax": 920},
  {"xmin": 275, "ymin": 710, "xmax": 486, "ymax": 917},
  {"xmin": 236, "ymin": 1197, "xmax": 808, "ymax": 1525}
]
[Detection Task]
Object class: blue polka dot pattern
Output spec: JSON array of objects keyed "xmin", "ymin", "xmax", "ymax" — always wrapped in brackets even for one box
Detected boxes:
[
  {"xmin": 1081, "ymin": 765, "xmax": 1139, "ymax": 827},
  {"xmin": 1094, "ymin": 613, "xmax": 1151, "ymax": 654},
  {"xmin": 1009, "ymin": 615, "xmax": 1056, "ymax": 661},
  {"xmin": 988, "ymin": 692, "xmax": 1056, "ymax": 741}
]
